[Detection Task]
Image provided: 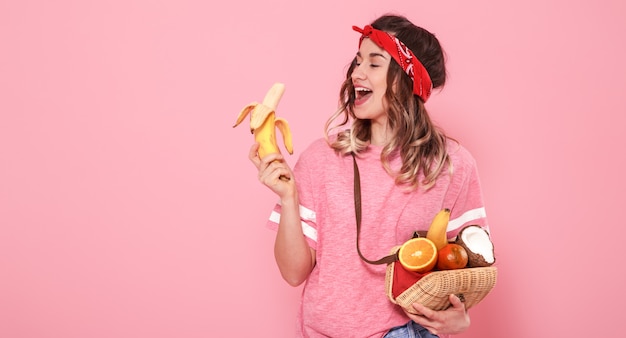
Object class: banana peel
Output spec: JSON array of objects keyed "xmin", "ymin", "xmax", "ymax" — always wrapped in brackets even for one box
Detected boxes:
[{"xmin": 233, "ymin": 83, "xmax": 293, "ymax": 159}]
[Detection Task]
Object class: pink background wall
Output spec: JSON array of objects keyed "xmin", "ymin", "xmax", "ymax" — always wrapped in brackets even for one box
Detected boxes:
[{"xmin": 2, "ymin": 1, "xmax": 625, "ymax": 337}]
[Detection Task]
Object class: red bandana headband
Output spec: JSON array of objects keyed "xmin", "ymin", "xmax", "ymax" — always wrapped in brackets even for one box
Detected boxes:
[{"xmin": 352, "ymin": 25, "xmax": 433, "ymax": 102}]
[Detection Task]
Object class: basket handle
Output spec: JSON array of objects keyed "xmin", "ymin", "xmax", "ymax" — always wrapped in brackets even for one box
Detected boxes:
[{"xmin": 353, "ymin": 153, "xmax": 399, "ymax": 265}]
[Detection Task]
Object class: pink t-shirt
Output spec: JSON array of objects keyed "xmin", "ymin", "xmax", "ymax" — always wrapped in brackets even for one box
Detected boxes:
[{"xmin": 267, "ymin": 137, "xmax": 488, "ymax": 337}]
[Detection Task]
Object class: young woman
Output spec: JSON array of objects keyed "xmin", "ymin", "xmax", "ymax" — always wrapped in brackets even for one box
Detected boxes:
[{"xmin": 249, "ymin": 14, "xmax": 489, "ymax": 337}]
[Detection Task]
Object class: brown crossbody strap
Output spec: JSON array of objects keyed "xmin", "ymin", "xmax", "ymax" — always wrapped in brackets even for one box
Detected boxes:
[{"xmin": 352, "ymin": 153, "xmax": 399, "ymax": 265}]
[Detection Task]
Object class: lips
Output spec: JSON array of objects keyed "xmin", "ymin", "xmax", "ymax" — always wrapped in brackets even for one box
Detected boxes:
[{"xmin": 354, "ymin": 86, "xmax": 372, "ymax": 105}]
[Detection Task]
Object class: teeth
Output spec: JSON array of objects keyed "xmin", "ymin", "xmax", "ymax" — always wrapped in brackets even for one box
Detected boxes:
[{"xmin": 355, "ymin": 87, "xmax": 372, "ymax": 99}]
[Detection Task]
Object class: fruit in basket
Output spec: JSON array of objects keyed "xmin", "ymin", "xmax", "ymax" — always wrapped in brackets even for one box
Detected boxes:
[
  {"xmin": 455, "ymin": 225, "xmax": 496, "ymax": 267},
  {"xmin": 398, "ymin": 237, "xmax": 438, "ymax": 273},
  {"xmin": 436, "ymin": 243, "xmax": 469, "ymax": 270},
  {"xmin": 426, "ymin": 208, "xmax": 451, "ymax": 250}
]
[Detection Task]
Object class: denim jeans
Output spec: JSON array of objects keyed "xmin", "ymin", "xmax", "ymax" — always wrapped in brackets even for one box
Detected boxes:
[{"xmin": 384, "ymin": 321, "xmax": 439, "ymax": 338}]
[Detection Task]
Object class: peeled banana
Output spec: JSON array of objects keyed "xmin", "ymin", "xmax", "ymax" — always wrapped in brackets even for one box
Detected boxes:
[
  {"xmin": 233, "ymin": 82, "xmax": 293, "ymax": 159},
  {"xmin": 425, "ymin": 208, "xmax": 451, "ymax": 250}
]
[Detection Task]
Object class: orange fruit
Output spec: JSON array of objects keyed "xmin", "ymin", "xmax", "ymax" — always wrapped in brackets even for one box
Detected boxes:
[
  {"xmin": 436, "ymin": 243, "xmax": 469, "ymax": 270},
  {"xmin": 398, "ymin": 237, "xmax": 438, "ymax": 273}
]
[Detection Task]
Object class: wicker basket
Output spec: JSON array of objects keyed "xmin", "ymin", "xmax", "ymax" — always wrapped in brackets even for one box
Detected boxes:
[{"xmin": 385, "ymin": 247, "xmax": 497, "ymax": 313}]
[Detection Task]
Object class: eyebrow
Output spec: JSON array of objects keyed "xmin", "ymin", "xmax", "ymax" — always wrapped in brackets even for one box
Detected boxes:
[{"xmin": 356, "ymin": 51, "xmax": 388, "ymax": 59}]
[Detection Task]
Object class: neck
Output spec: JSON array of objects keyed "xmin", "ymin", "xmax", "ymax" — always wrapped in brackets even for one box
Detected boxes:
[{"xmin": 369, "ymin": 120, "xmax": 390, "ymax": 146}]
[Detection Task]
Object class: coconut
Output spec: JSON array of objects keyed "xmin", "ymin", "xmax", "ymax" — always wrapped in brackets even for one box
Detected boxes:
[{"xmin": 455, "ymin": 225, "xmax": 495, "ymax": 267}]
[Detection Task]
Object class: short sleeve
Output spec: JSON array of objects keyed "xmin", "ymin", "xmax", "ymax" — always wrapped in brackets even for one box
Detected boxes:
[{"xmin": 443, "ymin": 146, "xmax": 489, "ymax": 239}]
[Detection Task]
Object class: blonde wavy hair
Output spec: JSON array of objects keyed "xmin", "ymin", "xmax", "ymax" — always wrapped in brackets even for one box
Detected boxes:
[{"xmin": 324, "ymin": 14, "xmax": 452, "ymax": 190}]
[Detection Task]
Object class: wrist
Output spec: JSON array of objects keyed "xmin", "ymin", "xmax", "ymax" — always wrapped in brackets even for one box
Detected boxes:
[{"xmin": 280, "ymin": 190, "xmax": 299, "ymax": 207}]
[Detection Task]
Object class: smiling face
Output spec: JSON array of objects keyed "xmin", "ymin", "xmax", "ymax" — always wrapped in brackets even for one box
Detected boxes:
[{"xmin": 351, "ymin": 38, "xmax": 392, "ymax": 125}]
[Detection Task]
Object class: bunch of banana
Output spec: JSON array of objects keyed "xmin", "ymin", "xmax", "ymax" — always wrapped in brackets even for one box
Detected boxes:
[
  {"xmin": 425, "ymin": 208, "xmax": 451, "ymax": 250},
  {"xmin": 233, "ymin": 82, "xmax": 293, "ymax": 159}
]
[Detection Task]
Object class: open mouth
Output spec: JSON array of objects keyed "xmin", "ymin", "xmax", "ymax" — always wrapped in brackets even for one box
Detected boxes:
[{"xmin": 355, "ymin": 87, "xmax": 372, "ymax": 104}]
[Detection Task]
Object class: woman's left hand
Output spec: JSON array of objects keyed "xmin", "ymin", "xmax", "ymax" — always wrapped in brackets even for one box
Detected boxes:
[{"xmin": 404, "ymin": 294, "xmax": 470, "ymax": 336}]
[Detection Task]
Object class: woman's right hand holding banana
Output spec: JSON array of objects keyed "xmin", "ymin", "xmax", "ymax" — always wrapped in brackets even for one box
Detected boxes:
[{"xmin": 249, "ymin": 143, "xmax": 296, "ymax": 200}]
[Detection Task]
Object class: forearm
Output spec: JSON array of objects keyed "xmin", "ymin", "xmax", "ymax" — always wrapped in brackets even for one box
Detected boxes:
[{"xmin": 274, "ymin": 193, "xmax": 315, "ymax": 286}]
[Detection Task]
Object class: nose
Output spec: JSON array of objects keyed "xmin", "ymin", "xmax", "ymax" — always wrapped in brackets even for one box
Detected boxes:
[{"xmin": 351, "ymin": 64, "xmax": 365, "ymax": 81}]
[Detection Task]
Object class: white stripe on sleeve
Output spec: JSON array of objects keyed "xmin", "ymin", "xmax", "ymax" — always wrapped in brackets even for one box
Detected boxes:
[
  {"xmin": 298, "ymin": 204, "xmax": 316, "ymax": 222},
  {"xmin": 448, "ymin": 207, "xmax": 487, "ymax": 232},
  {"xmin": 276, "ymin": 201, "xmax": 317, "ymax": 222},
  {"xmin": 269, "ymin": 207, "xmax": 318, "ymax": 242}
]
